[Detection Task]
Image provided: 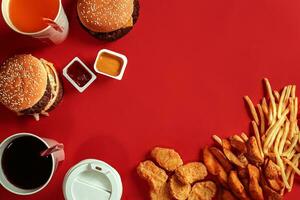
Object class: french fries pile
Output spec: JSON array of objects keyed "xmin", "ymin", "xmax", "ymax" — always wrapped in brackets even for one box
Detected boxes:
[{"xmin": 205, "ymin": 78, "xmax": 300, "ymax": 200}]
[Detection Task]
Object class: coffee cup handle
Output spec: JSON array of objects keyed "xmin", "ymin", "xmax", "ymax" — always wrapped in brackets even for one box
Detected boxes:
[{"xmin": 42, "ymin": 18, "xmax": 64, "ymax": 33}]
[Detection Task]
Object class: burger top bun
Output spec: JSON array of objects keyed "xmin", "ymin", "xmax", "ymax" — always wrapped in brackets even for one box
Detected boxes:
[
  {"xmin": 77, "ymin": 0, "xmax": 134, "ymax": 32},
  {"xmin": 0, "ymin": 54, "xmax": 48, "ymax": 112}
]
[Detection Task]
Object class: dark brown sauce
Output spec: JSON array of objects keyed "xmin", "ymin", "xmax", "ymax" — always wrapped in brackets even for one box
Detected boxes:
[
  {"xmin": 67, "ymin": 61, "xmax": 92, "ymax": 87},
  {"xmin": 1, "ymin": 136, "xmax": 53, "ymax": 189}
]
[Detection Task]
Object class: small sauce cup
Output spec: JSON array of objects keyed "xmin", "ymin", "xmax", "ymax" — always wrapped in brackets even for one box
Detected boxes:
[
  {"xmin": 94, "ymin": 49, "xmax": 127, "ymax": 80},
  {"xmin": 63, "ymin": 57, "xmax": 96, "ymax": 93}
]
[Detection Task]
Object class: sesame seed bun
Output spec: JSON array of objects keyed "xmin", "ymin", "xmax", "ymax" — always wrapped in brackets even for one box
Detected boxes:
[
  {"xmin": 77, "ymin": 0, "xmax": 134, "ymax": 33},
  {"xmin": 0, "ymin": 54, "xmax": 63, "ymax": 120},
  {"xmin": 78, "ymin": 0, "xmax": 139, "ymax": 41}
]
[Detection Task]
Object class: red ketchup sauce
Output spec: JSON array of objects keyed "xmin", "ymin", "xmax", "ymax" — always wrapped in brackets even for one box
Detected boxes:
[{"xmin": 67, "ymin": 61, "xmax": 92, "ymax": 87}]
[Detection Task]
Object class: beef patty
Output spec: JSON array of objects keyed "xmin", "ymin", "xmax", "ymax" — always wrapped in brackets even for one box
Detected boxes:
[{"xmin": 20, "ymin": 80, "xmax": 63, "ymax": 115}]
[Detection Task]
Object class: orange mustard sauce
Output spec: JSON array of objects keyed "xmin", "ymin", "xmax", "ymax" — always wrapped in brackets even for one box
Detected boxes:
[{"xmin": 96, "ymin": 53, "xmax": 123, "ymax": 77}]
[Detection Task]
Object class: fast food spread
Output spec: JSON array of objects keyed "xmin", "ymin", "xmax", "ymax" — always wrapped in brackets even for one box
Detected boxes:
[
  {"xmin": 137, "ymin": 79, "xmax": 300, "ymax": 200},
  {"xmin": 1, "ymin": 0, "xmax": 300, "ymax": 199}
]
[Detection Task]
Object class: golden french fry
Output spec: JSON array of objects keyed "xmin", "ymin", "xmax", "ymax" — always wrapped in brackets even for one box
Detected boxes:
[
  {"xmin": 257, "ymin": 104, "xmax": 265, "ymax": 135},
  {"xmin": 291, "ymin": 85, "xmax": 296, "ymax": 98},
  {"xmin": 278, "ymin": 120, "xmax": 290, "ymax": 155},
  {"xmin": 264, "ymin": 78, "xmax": 277, "ymax": 122},
  {"xmin": 274, "ymin": 90, "xmax": 280, "ymax": 102},
  {"xmin": 283, "ymin": 135, "xmax": 298, "ymax": 157},
  {"xmin": 263, "ymin": 109, "xmax": 289, "ymax": 154},
  {"xmin": 240, "ymin": 132, "xmax": 249, "ymax": 142},
  {"xmin": 212, "ymin": 135, "xmax": 222, "ymax": 146},
  {"xmin": 262, "ymin": 97, "xmax": 269, "ymax": 117},
  {"xmin": 244, "ymin": 96, "xmax": 259, "ymax": 125},
  {"xmin": 278, "ymin": 86, "xmax": 287, "ymax": 118},
  {"xmin": 283, "ymin": 158, "xmax": 300, "ymax": 176},
  {"xmin": 274, "ymin": 125, "xmax": 291, "ymax": 190},
  {"xmin": 251, "ymin": 121, "xmax": 264, "ymax": 158}
]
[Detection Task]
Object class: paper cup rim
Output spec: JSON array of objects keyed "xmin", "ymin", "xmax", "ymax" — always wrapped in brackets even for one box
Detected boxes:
[{"xmin": 1, "ymin": 0, "xmax": 62, "ymax": 35}]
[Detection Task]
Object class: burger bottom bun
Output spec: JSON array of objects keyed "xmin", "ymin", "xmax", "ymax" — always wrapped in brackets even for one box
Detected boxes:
[{"xmin": 79, "ymin": 0, "xmax": 140, "ymax": 41}]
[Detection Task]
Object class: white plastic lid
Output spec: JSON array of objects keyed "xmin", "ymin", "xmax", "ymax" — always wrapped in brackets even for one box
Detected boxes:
[{"xmin": 63, "ymin": 159, "xmax": 122, "ymax": 200}]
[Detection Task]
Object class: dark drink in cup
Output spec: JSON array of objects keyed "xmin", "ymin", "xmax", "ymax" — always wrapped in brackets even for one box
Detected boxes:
[{"xmin": 1, "ymin": 136, "xmax": 53, "ymax": 189}]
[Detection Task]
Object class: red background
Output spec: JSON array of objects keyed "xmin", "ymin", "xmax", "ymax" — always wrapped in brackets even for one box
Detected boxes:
[{"xmin": 1, "ymin": 0, "xmax": 300, "ymax": 199}]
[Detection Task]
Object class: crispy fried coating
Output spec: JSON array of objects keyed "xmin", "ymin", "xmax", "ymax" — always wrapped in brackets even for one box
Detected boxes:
[
  {"xmin": 228, "ymin": 171, "xmax": 250, "ymax": 200},
  {"xmin": 151, "ymin": 147, "xmax": 183, "ymax": 171},
  {"xmin": 264, "ymin": 159, "xmax": 280, "ymax": 179},
  {"xmin": 188, "ymin": 181, "xmax": 217, "ymax": 200},
  {"xmin": 248, "ymin": 164, "xmax": 264, "ymax": 200},
  {"xmin": 220, "ymin": 189, "xmax": 237, "ymax": 200},
  {"xmin": 223, "ymin": 148, "xmax": 247, "ymax": 168},
  {"xmin": 267, "ymin": 179, "xmax": 284, "ymax": 192},
  {"xmin": 203, "ymin": 147, "xmax": 227, "ymax": 187},
  {"xmin": 262, "ymin": 184, "xmax": 283, "ymax": 200},
  {"xmin": 137, "ymin": 160, "xmax": 168, "ymax": 191},
  {"xmin": 246, "ymin": 136, "xmax": 264, "ymax": 165},
  {"xmin": 169, "ymin": 174, "xmax": 191, "ymax": 200},
  {"xmin": 209, "ymin": 147, "xmax": 232, "ymax": 173},
  {"xmin": 230, "ymin": 137, "xmax": 247, "ymax": 154},
  {"xmin": 222, "ymin": 138, "xmax": 232, "ymax": 150},
  {"xmin": 150, "ymin": 183, "xmax": 172, "ymax": 200},
  {"xmin": 175, "ymin": 162, "xmax": 207, "ymax": 185}
]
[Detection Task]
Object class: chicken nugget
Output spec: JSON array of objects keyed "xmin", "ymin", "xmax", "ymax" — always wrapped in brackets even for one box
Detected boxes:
[
  {"xmin": 220, "ymin": 189, "xmax": 237, "ymax": 200},
  {"xmin": 137, "ymin": 160, "xmax": 168, "ymax": 191},
  {"xmin": 209, "ymin": 147, "xmax": 232, "ymax": 173},
  {"xmin": 151, "ymin": 147, "xmax": 183, "ymax": 171},
  {"xmin": 228, "ymin": 171, "xmax": 250, "ymax": 200},
  {"xmin": 262, "ymin": 184, "xmax": 283, "ymax": 200},
  {"xmin": 248, "ymin": 164, "xmax": 264, "ymax": 200},
  {"xmin": 247, "ymin": 136, "xmax": 263, "ymax": 165},
  {"xmin": 223, "ymin": 148, "xmax": 247, "ymax": 168},
  {"xmin": 230, "ymin": 137, "xmax": 247, "ymax": 154},
  {"xmin": 150, "ymin": 183, "xmax": 172, "ymax": 200},
  {"xmin": 203, "ymin": 147, "xmax": 227, "ymax": 187},
  {"xmin": 264, "ymin": 159, "xmax": 280, "ymax": 179},
  {"xmin": 188, "ymin": 181, "xmax": 217, "ymax": 200},
  {"xmin": 169, "ymin": 174, "xmax": 191, "ymax": 200},
  {"xmin": 175, "ymin": 162, "xmax": 207, "ymax": 184}
]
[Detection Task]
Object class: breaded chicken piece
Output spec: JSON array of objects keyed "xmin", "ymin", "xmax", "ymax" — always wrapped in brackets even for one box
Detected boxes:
[
  {"xmin": 169, "ymin": 174, "xmax": 191, "ymax": 200},
  {"xmin": 228, "ymin": 171, "xmax": 250, "ymax": 200},
  {"xmin": 188, "ymin": 181, "xmax": 217, "ymax": 200},
  {"xmin": 150, "ymin": 183, "xmax": 172, "ymax": 200},
  {"xmin": 248, "ymin": 164, "xmax": 264, "ymax": 200},
  {"xmin": 137, "ymin": 160, "xmax": 168, "ymax": 191},
  {"xmin": 246, "ymin": 136, "xmax": 263, "ymax": 165},
  {"xmin": 175, "ymin": 162, "xmax": 207, "ymax": 184},
  {"xmin": 220, "ymin": 189, "xmax": 237, "ymax": 200},
  {"xmin": 151, "ymin": 147, "xmax": 183, "ymax": 171},
  {"xmin": 209, "ymin": 147, "xmax": 232, "ymax": 173},
  {"xmin": 203, "ymin": 147, "xmax": 228, "ymax": 187}
]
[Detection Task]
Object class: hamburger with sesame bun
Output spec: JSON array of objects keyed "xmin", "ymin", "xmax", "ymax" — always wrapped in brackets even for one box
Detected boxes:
[
  {"xmin": 0, "ymin": 54, "xmax": 63, "ymax": 121},
  {"xmin": 77, "ymin": 0, "xmax": 140, "ymax": 41}
]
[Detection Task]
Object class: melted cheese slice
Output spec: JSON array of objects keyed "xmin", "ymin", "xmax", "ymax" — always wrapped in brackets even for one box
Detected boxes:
[{"xmin": 123, "ymin": 17, "xmax": 133, "ymax": 28}]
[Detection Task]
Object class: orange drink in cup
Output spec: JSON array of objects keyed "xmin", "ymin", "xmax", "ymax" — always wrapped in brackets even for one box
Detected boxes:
[{"xmin": 1, "ymin": 0, "xmax": 69, "ymax": 44}]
